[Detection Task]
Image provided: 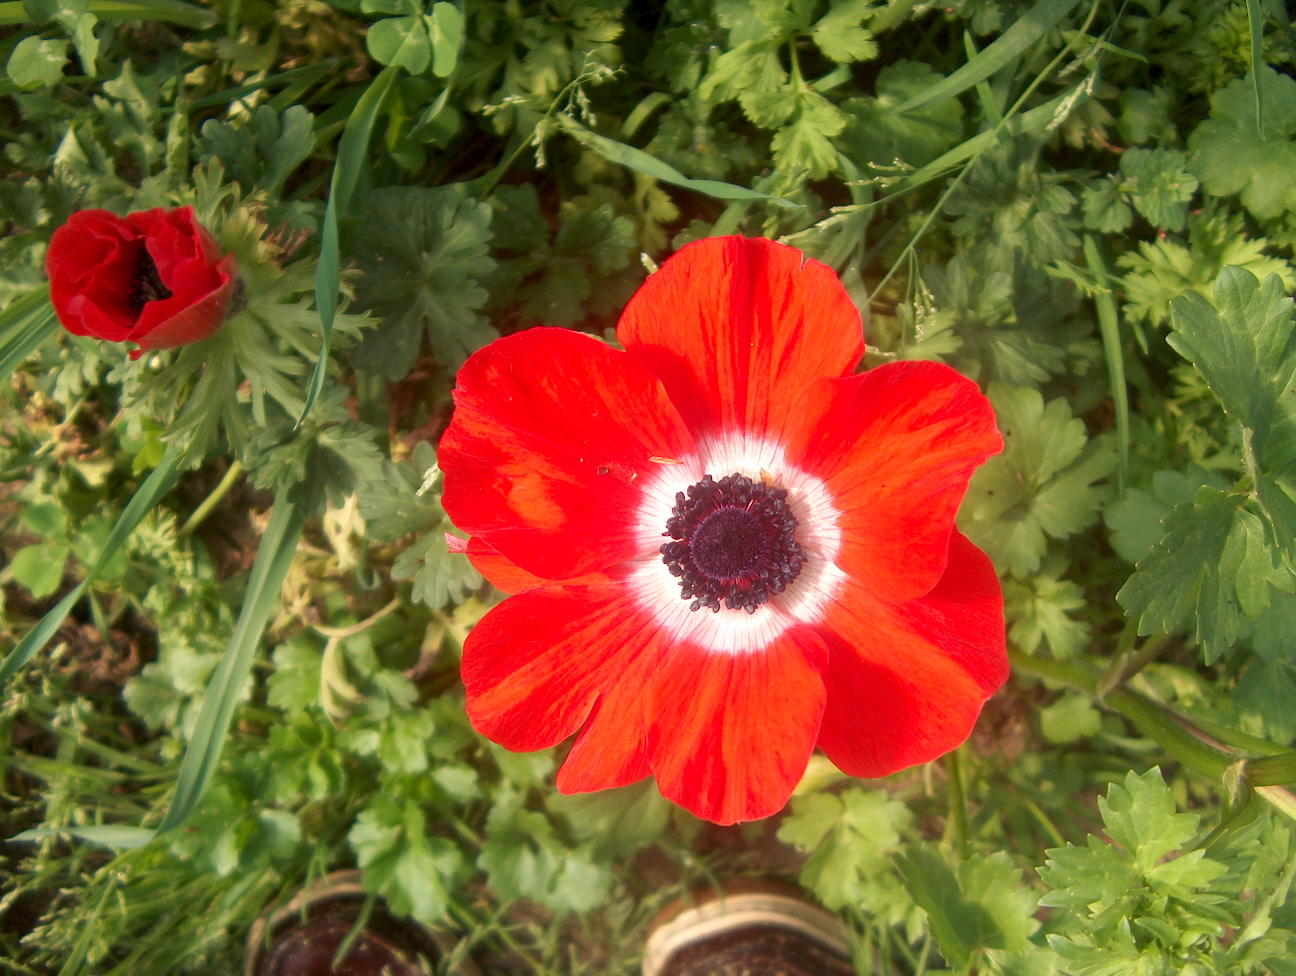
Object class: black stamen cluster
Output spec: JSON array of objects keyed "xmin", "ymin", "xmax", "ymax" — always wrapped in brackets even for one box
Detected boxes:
[
  {"xmin": 660, "ymin": 472, "xmax": 807, "ymax": 614},
  {"xmin": 129, "ymin": 247, "xmax": 173, "ymax": 310}
]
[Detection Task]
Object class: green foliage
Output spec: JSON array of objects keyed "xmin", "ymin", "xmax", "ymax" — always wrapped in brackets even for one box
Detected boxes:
[
  {"xmin": 1119, "ymin": 268, "xmax": 1296, "ymax": 660},
  {"xmin": 5, "ymin": 0, "xmax": 1296, "ymax": 973},
  {"xmin": 960, "ymin": 384, "xmax": 1114, "ymax": 577},
  {"xmin": 349, "ymin": 185, "xmax": 497, "ymax": 379},
  {"xmin": 1189, "ymin": 67, "xmax": 1296, "ymax": 219}
]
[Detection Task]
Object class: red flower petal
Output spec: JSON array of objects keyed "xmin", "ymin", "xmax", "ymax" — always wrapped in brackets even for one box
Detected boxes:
[
  {"xmin": 815, "ymin": 531, "xmax": 1008, "ymax": 778},
  {"xmin": 557, "ymin": 649, "xmax": 658, "ymax": 793},
  {"xmin": 646, "ymin": 630, "xmax": 828, "ymax": 825},
  {"xmin": 440, "ymin": 328, "xmax": 696, "ymax": 579},
  {"xmin": 786, "ymin": 360, "xmax": 1002, "ymax": 603},
  {"xmin": 464, "ymin": 536, "xmax": 613, "ymax": 594},
  {"xmin": 47, "ymin": 210, "xmax": 141, "ymax": 340},
  {"xmin": 618, "ymin": 236, "xmax": 863, "ymax": 442},
  {"xmin": 129, "ymin": 253, "xmax": 238, "ymax": 352},
  {"xmin": 461, "ymin": 580, "xmax": 664, "ymax": 764}
]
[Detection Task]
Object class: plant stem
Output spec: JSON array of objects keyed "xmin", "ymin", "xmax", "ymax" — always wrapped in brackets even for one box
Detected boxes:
[
  {"xmin": 1097, "ymin": 631, "xmax": 1170, "ymax": 699},
  {"xmin": 178, "ymin": 461, "xmax": 244, "ymax": 538},
  {"xmin": 946, "ymin": 746, "xmax": 972, "ymax": 860}
]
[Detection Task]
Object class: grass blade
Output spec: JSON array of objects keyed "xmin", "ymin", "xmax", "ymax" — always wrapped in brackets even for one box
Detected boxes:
[
  {"xmin": 1084, "ymin": 235, "xmax": 1129, "ymax": 496},
  {"xmin": 301, "ymin": 65, "xmax": 400, "ymax": 425},
  {"xmin": 0, "ymin": 0, "xmax": 217, "ymax": 26},
  {"xmin": 557, "ymin": 116, "xmax": 800, "ymax": 209},
  {"xmin": 0, "ymin": 285, "xmax": 58, "ymax": 377},
  {"xmin": 880, "ymin": 76, "xmax": 1092, "ymax": 203},
  {"xmin": 1247, "ymin": 0, "xmax": 1266, "ymax": 137},
  {"xmin": 0, "ymin": 442, "xmax": 184, "ymax": 687},
  {"xmin": 9, "ymin": 825, "xmax": 157, "ymax": 849},
  {"xmin": 154, "ymin": 488, "xmax": 307, "ymax": 833},
  {"xmin": 892, "ymin": 0, "xmax": 1085, "ymax": 114}
]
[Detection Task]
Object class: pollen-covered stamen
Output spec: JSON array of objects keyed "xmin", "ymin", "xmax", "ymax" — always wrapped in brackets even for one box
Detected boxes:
[
  {"xmin": 128, "ymin": 246, "xmax": 172, "ymax": 310},
  {"xmin": 660, "ymin": 472, "xmax": 807, "ymax": 614}
]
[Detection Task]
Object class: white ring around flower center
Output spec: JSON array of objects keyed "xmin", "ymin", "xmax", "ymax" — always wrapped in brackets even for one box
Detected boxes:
[{"xmin": 627, "ymin": 430, "xmax": 847, "ymax": 655}]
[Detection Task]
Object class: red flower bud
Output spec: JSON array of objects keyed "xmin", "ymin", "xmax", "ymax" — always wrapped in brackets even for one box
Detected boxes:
[{"xmin": 46, "ymin": 206, "xmax": 239, "ymax": 357}]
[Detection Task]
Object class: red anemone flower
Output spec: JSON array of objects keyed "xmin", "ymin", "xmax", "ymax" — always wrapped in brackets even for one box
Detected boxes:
[
  {"xmin": 47, "ymin": 206, "xmax": 238, "ymax": 356},
  {"xmin": 439, "ymin": 236, "xmax": 1008, "ymax": 825}
]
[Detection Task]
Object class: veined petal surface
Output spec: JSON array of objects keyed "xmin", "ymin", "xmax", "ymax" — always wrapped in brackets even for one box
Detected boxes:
[
  {"xmin": 646, "ymin": 628, "xmax": 828, "ymax": 825},
  {"xmin": 786, "ymin": 360, "xmax": 1003, "ymax": 603},
  {"xmin": 618, "ymin": 237, "xmax": 864, "ymax": 444},
  {"xmin": 815, "ymin": 531, "xmax": 1008, "ymax": 778},
  {"xmin": 440, "ymin": 328, "xmax": 696, "ymax": 579},
  {"xmin": 461, "ymin": 578, "xmax": 664, "ymax": 761}
]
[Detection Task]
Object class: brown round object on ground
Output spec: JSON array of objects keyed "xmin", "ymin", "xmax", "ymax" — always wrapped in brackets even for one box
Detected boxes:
[
  {"xmin": 642, "ymin": 887, "xmax": 855, "ymax": 976},
  {"xmin": 245, "ymin": 871, "xmax": 476, "ymax": 976}
]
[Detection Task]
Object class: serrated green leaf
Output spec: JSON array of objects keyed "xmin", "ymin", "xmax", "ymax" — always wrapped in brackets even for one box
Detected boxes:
[
  {"xmin": 1188, "ymin": 67, "xmax": 1296, "ymax": 219},
  {"xmin": 839, "ymin": 60, "xmax": 965, "ymax": 169},
  {"xmin": 1100, "ymin": 767, "xmax": 1200, "ymax": 871},
  {"xmin": 812, "ymin": 0, "xmax": 877, "ymax": 63},
  {"xmin": 1040, "ymin": 693, "xmax": 1102, "ymax": 743},
  {"xmin": 959, "ymin": 385, "xmax": 1114, "ymax": 577},
  {"xmin": 894, "ymin": 845, "xmax": 1002, "ymax": 970},
  {"xmin": 392, "ymin": 527, "xmax": 483, "ymax": 609},
  {"xmin": 350, "ymin": 185, "xmax": 497, "ymax": 380},
  {"xmin": 1120, "ymin": 148, "xmax": 1198, "ymax": 232}
]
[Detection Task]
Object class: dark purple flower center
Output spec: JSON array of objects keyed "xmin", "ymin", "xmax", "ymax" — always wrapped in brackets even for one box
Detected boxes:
[
  {"xmin": 660, "ymin": 472, "xmax": 806, "ymax": 614},
  {"xmin": 128, "ymin": 246, "xmax": 172, "ymax": 310}
]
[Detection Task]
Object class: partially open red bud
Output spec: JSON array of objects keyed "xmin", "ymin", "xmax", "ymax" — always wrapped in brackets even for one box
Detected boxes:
[{"xmin": 46, "ymin": 205, "xmax": 240, "ymax": 358}]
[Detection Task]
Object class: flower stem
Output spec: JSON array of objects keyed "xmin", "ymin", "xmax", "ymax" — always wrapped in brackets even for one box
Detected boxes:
[
  {"xmin": 178, "ymin": 460, "xmax": 243, "ymax": 539},
  {"xmin": 1011, "ymin": 649, "xmax": 1238, "ymax": 780},
  {"xmin": 946, "ymin": 746, "xmax": 972, "ymax": 860},
  {"xmin": 1096, "ymin": 628, "xmax": 1167, "ymax": 699}
]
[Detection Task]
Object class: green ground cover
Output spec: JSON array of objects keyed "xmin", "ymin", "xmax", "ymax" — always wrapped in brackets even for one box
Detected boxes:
[{"xmin": 5, "ymin": 0, "xmax": 1296, "ymax": 973}]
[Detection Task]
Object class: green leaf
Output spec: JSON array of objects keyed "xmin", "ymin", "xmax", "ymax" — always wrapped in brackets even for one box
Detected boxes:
[
  {"xmin": 890, "ymin": 0, "xmax": 1085, "ymax": 114},
  {"xmin": 812, "ymin": 0, "xmax": 878, "ymax": 63},
  {"xmin": 350, "ymin": 797, "xmax": 462, "ymax": 923},
  {"xmin": 8, "ymin": 825, "xmax": 157, "ymax": 849},
  {"xmin": 1117, "ymin": 487, "xmax": 1271, "ymax": 661},
  {"xmin": 1169, "ymin": 267, "xmax": 1296, "ymax": 562},
  {"xmin": 392, "ymin": 527, "xmax": 483, "ymax": 609},
  {"xmin": 426, "ymin": 1, "xmax": 462, "ymax": 78},
  {"xmin": 266, "ymin": 637, "xmax": 323, "ymax": 712},
  {"xmin": 0, "ymin": 443, "xmax": 184, "ymax": 688},
  {"xmin": 6, "ymin": 36, "xmax": 67, "ymax": 89},
  {"xmin": 838, "ymin": 61, "xmax": 965, "ymax": 169},
  {"xmin": 769, "ymin": 90, "xmax": 847, "ymax": 179},
  {"xmin": 1188, "ymin": 67, "xmax": 1296, "ymax": 219},
  {"xmin": 350, "ymin": 186, "xmax": 496, "ymax": 380},
  {"xmin": 155, "ymin": 488, "xmax": 308, "ymax": 834},
  {"xmin": 1040, "ymin": 692, "xmax": 1103, "ymax": 743},
  {"xmin": 367, "ymin": 15, "xmax": 431, "ymax": 74},
  {"xmin": 304, "ymin": 65, "xmax": 399, "ymax": 424},
  {"xmin": 1103, "ymin": 767, "xmax": 1202, "ymax": 871},
  {"xmin": 548, "ymin": 781, "xmax": 671, "ymax": 859},
  {"xmin": 356, "ymin": 450, "xmax": 446, "ymax": 542},
  {"xmin": 1005, "ymin": 558, "xmax": 1090, "ymax": 658},
  {"xmin": 959, "ymin": 385, "xmax": 1114, "ymax": 577},
  {"xmin": 893, "ymin": 845, "xmax": 1007, "ymax": 970},
  {"xmin": 1105, "ymin": 467, "xmax": 1225, "ymax": 564},
  {"xmin": 778, "ymin": 788, "xmax": 914, "ymax": 922},
  {"xmin": 10, "ymin": 543, "xmax": 70, "ymax": 599},
  {"xmin": 1120, "ymin": 148, "xmax": 1199, "ymax": 232},
  {"xmin": 556, "ymin": 115, "xmax": 799, "ymax": 209},
  {"xmin": 196, "ymin": 105, "xmax": 316, "ymax": 198}
]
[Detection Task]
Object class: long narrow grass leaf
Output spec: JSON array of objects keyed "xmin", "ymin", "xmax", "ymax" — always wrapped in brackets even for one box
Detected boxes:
[
  {"xmin": 0, "ymin": 306, "xmax": 58, "ymax": 378},
  {"xmin": 1084, "ymin": 235, "xmax": 1129, "ymax": 496},
  {"xmin": 557, "ymin": 116, "xmax": 799, "ymax": 209},
  {"xmin": 0, "ymin": 442, "xmax": 184, "ymax": 687},
  {"xmin": 154, "ymin": 489, "xmax": 307, "ymax": 832},
  {"xmin": 301, "ymin": 65, "xmax": 400, "ymax": 425},
  {"xmin": 0, "ymin": 0, "xmax": 217, "ymax": 26},
  {"xmin": 1248, "ymin": 0, "xmax": 1267, "ymax": 137},
  {"xmin": 892, "ymin": 0, "xmax": 1085, "ymax": 114},
  {"xmin": 9, "ymin": 825, "xmax": 157, "ymax": 849},
  {"xmin": 189, "ymin": 59, "xmax": 339, "ymax": 110}
]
